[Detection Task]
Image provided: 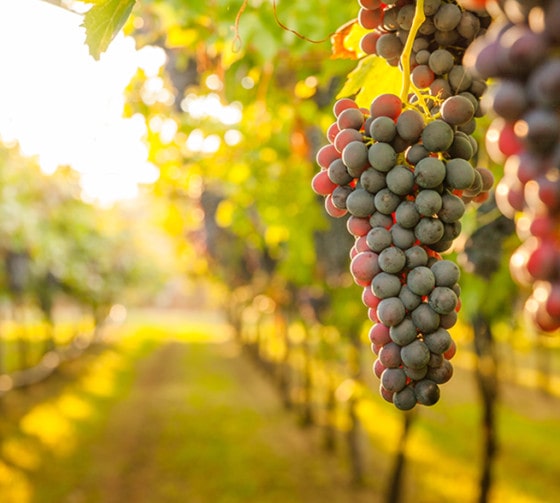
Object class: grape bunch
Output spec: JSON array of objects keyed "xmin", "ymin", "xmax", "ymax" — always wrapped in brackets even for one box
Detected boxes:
[
  {"xmin": 464, "ymin": 0, "xmax": 560, "ymax": 331},
  {"xmin": 357, "ymin": 0, "xmax": 489, "ymax": 123},
  {"xmin": 312, "ymin": 92, "xmax": 493, "ymax": 408}
]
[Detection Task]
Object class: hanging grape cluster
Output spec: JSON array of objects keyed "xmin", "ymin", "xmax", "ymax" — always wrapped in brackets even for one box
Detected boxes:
[
  {"xmin": 312, "ymin": 0, "xmax": 496, "ymax": 409},
  {"xmin": 464, "ymin": 0, "xmax": 560, "ymax": 331}
]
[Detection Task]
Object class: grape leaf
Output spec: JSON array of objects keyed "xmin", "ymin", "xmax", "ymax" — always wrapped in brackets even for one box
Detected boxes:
[
  {"xmin": 336, "ymin": 55, "xmax": 402, "ymax": 108},
  {"xmin": 82, "ymin": 0, "xmax": 136, "ymax": 60},
  {"xmin": 331, "ymin": 20, "xmax": 359, "ymax": 60}
]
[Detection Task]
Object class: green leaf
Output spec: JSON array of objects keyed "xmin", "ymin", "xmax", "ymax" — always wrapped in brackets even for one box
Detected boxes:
[
  {"xmin": 82, "ymin": 0, "xmax": 136, "ymax": 60},
  {"xmin": 336, "ymin": 55, "xmax": 402, "ymax": 109}
]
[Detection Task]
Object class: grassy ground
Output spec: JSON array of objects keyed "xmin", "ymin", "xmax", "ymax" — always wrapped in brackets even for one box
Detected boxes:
[{"xmin": 0, "ymin": 308, "xmax": 559, "ymax": 503}]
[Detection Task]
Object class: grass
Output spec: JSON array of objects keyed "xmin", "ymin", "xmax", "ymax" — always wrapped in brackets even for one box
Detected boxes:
[{"xmin": 0, "ymin": 308, "xmax": 559, "ymax": 503}]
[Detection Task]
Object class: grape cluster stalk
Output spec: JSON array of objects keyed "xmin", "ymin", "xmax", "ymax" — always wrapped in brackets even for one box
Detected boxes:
[
  {"xmin": 312, "ymin": 0, "xmax": 494, "ymax": 410},
  {"xmin": 464, "ymin": 0, "xmax": 560, "ymax": 331}
]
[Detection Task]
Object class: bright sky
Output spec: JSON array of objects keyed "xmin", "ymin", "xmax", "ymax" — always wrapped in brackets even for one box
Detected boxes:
[{"xmin": 0, "ymin": 0, "xmax": 162, "ymax": 205}]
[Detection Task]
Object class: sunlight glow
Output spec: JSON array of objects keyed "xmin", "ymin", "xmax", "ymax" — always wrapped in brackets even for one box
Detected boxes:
[
  {"xmin": 0, "ymin": 0, "xmax": 163, "ymax": 204},
  {"xmin": 180, "ymin": 93, "xmax": 243, "ymax": 125}
]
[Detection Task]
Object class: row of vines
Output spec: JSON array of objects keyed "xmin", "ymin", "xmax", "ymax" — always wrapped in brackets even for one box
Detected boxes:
[{"xmin": 12, "ymin": 0, "xmax": 560, "ymax": 502}]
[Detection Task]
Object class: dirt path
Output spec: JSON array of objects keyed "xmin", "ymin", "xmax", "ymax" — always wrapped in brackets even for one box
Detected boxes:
[{"xmin": 75, "ymin": 337, "xmax": 378, "ymax": 503}]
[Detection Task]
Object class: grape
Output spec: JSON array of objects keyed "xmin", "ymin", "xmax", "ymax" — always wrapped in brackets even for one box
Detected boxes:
[
  {"xmin": 396, "ymin": 109, "xmax": 425, "ymax": 142},
  {"xmin": 369, "ymin": 116, "xmax": 397, "ymax": 142},
  {"xmin": 376, "ymin": 33, "xmax": 404, "ymax": 62},
  {"xmin": 415, "ymin": 189, "xmax": 443, "ymax": 216},
  {"xmin": 372, "ymin": 271, "xmax": 402, "ymax": 299},
  {"xmin": 396, "ymin": 3, "xmax": 415, "ymax": 31},
  {"xmin": 407, "ymin": 365, "xmax": 430, "ymax": 382},
  {"xmin": 416, "ymin": 49, "xmax": 431, "ymax": 66},
  {"xmin": 337, "ymin": 107, "xmax": 364, "ymax": 130},
  {"xmin": 426, "ymin": 359, "xmax": 453, "ymax": 384},
  {"xmin": 449, "ymin": 65, "xmax": 473, "ymax": 93},
  {"xmin": 346, "ymin": 188, "xmax": 376, "ymax": 217},
  {"xmin": 423, "ymin": 0, "xmax": 442, "ymax": 16},
  {"xmin": 374, "ymin": 188, "xmax": 401, "ymax": 215},
  {"xmin": 405, "ymin": 143, "xmax": 429, "ymax": 165},
  {"xmin": 347, "ymin": 216, "xmax": 371, "ymax": 238},
  {"xmin": 405, "ymin": 246, "xmax": 429, "ymax": 269},
  {"xmin": 407, "ymin": 266, "xmax": 436, "ymax": 296},
  {"xmin": 361, "ymin": 167, "xmax": 387, "ymax": 194},
  {"xmin": 368, "ymin": 142, "xmax": 397, "ymax": 172},
  {"xmin": 395, "ymin": 200, "xmax": 421, "ymax": 228},
  {"xmin": 393, "ymin": 385, "xmax": 417, "ymax": 410},
  {"xmin": 311, "ymin": 170, "xmax": 337, "ymax": 196},
  {"xmin": 366, "ymin": 226, "xmax": 392, "ymax": 252},
  {"xmin": 358, "ymin": 0, "xmax": 381, "ymax": 9},
  {"xmin": 527, "ymin": 60, "xmax": 560, "ymax": 108},
  {"xmin": 360, "ymin": 31, "xmax": 381, "ymax": 55},
  {"xmin": 401, "ymin": 340, "xmax": 431, "ymax": 369},
  {"xmin": 445, "ymin": 158, "xmax": 475, "ymax": 190},
  {"xmin": 358, "ymin": 7, "xmax": 383, "ymax": 29},
  {"xmin": 424, "ymin": 327, "xmax": 453, "ymax": 354},
  {"xmin": 391, "ymin": 224, "xmax": 416, "ymax": 249},
  {"xmin": 487, "ymin": 80, "xmax": 527, "ymax": 122},
  {"xmin": 386, "ymin": 164, "xmax": 414, "ymax": 195},
  {"xmin": 369, "ymin": 322, "xmax": 391, "ymax": 347},
  {"xmin": 350, "ymin": 250, "xmax": 381, "ymax": 286},
  {"xmin": 411, "ymin": 65, "xmax": 436, "ymax": 89},
  {"xmin": 342, "ymin": 141, "xmax": 369, "ymax": 177},
  {"xmin": 316, "ymin": 144, "xmax": 340, "ymax": 170},
  {"xmin": 421, "ymin": 120, "xmax": 454, "ymax": 152},
  {"xmin": 433, "ymin": 3, "xmax": 462, "ymax": 32},
  {"xmin": 333, "ymin": 98, "xmax": 359, "ymax": 117},
  {"xmin": 390, "ymin": 317, "xmax": 418, "ymax": 346},
  {"xmin": 431, "ymin": 259, "xmax": 460, "ymax": 287},
  {"xmin": 377, "ymin": 297, "xmax": 406, "ymax": 327},
  {"xmin": 457, "ymin": 10, "xmax": 481, "ymax": 41},
  {"xmin": 334, "ymin": 128, "xmax": 363, "ymax": 153},
  {"xmin": 438, "ymin": 191, "xmax": 466, "ymax": 223},
  {"xmin": 430, "ymin": 78, "xmax": 452, "ymax": 100},
  {"xmin": 381, "ymin": 368, "xmax": 407, "ymax": 393},
  {"xmin": 414, "ymin": 157, "xmax": 446, "ymax": 189},
  {"xmin": 411, "ymin": 303, "xmax": 441, "ymax": 333},
  {"xmin": 378, "ymin": 246, "xmax": 406, "ymax": 273},
  {"xmin": 370, "ymin": 94, "xmax": 402, "ymax": 120},
  {"xmin": 369, "ymin": 211, "xmax": 393, "ymax": 229},
  {"xmin": 414, "ymin": 379, "xmax": 440, "ymax": 406},
  {"xmin": 440, "ymin": 95, "xmax": 475, "ymax": 126},
  {"xmin": 447, "ymin": 132, "xmax": 474, "ymax": 160},
  {"xmin": 399, "ymin": 284, "xmax": 422, "ymax": 312},
  {"xmin": 328, "ymin": 158, "xmax": 353, "ymax": 185},
  {"xmin": 378, "ymin": 341, "xmax": 403, "ymax": 368},
  {"xmin": 522, "ymin": 108, "xmax": 560, "ymax": 154},
  {"xmin": 414, "ymin": 217, "xmax": 445, "ymax": 245},
  {"xmin": 428, "ymin": 48, "xmax": 455, "ymax": 75},
  {"xmin": 324, "ymin": 194, "xmax": 348, "ymax": 218},
  {"xmin": 440, "ymin": 310, "xmax": 458, "ymax": 330},
  {"xmin": 331, "ymin": 185, "xmax": 353, "ymax": 209}
]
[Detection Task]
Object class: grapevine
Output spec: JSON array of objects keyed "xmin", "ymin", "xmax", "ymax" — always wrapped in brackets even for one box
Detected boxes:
[{"xmin": 313, "ymin": 0, "xmax": 494, "ymax": 409}]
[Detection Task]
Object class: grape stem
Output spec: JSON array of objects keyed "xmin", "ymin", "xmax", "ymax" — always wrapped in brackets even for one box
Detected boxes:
[{"xmin": 399, "ymin": 0, "xmax": 426, "ymax": 103}]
